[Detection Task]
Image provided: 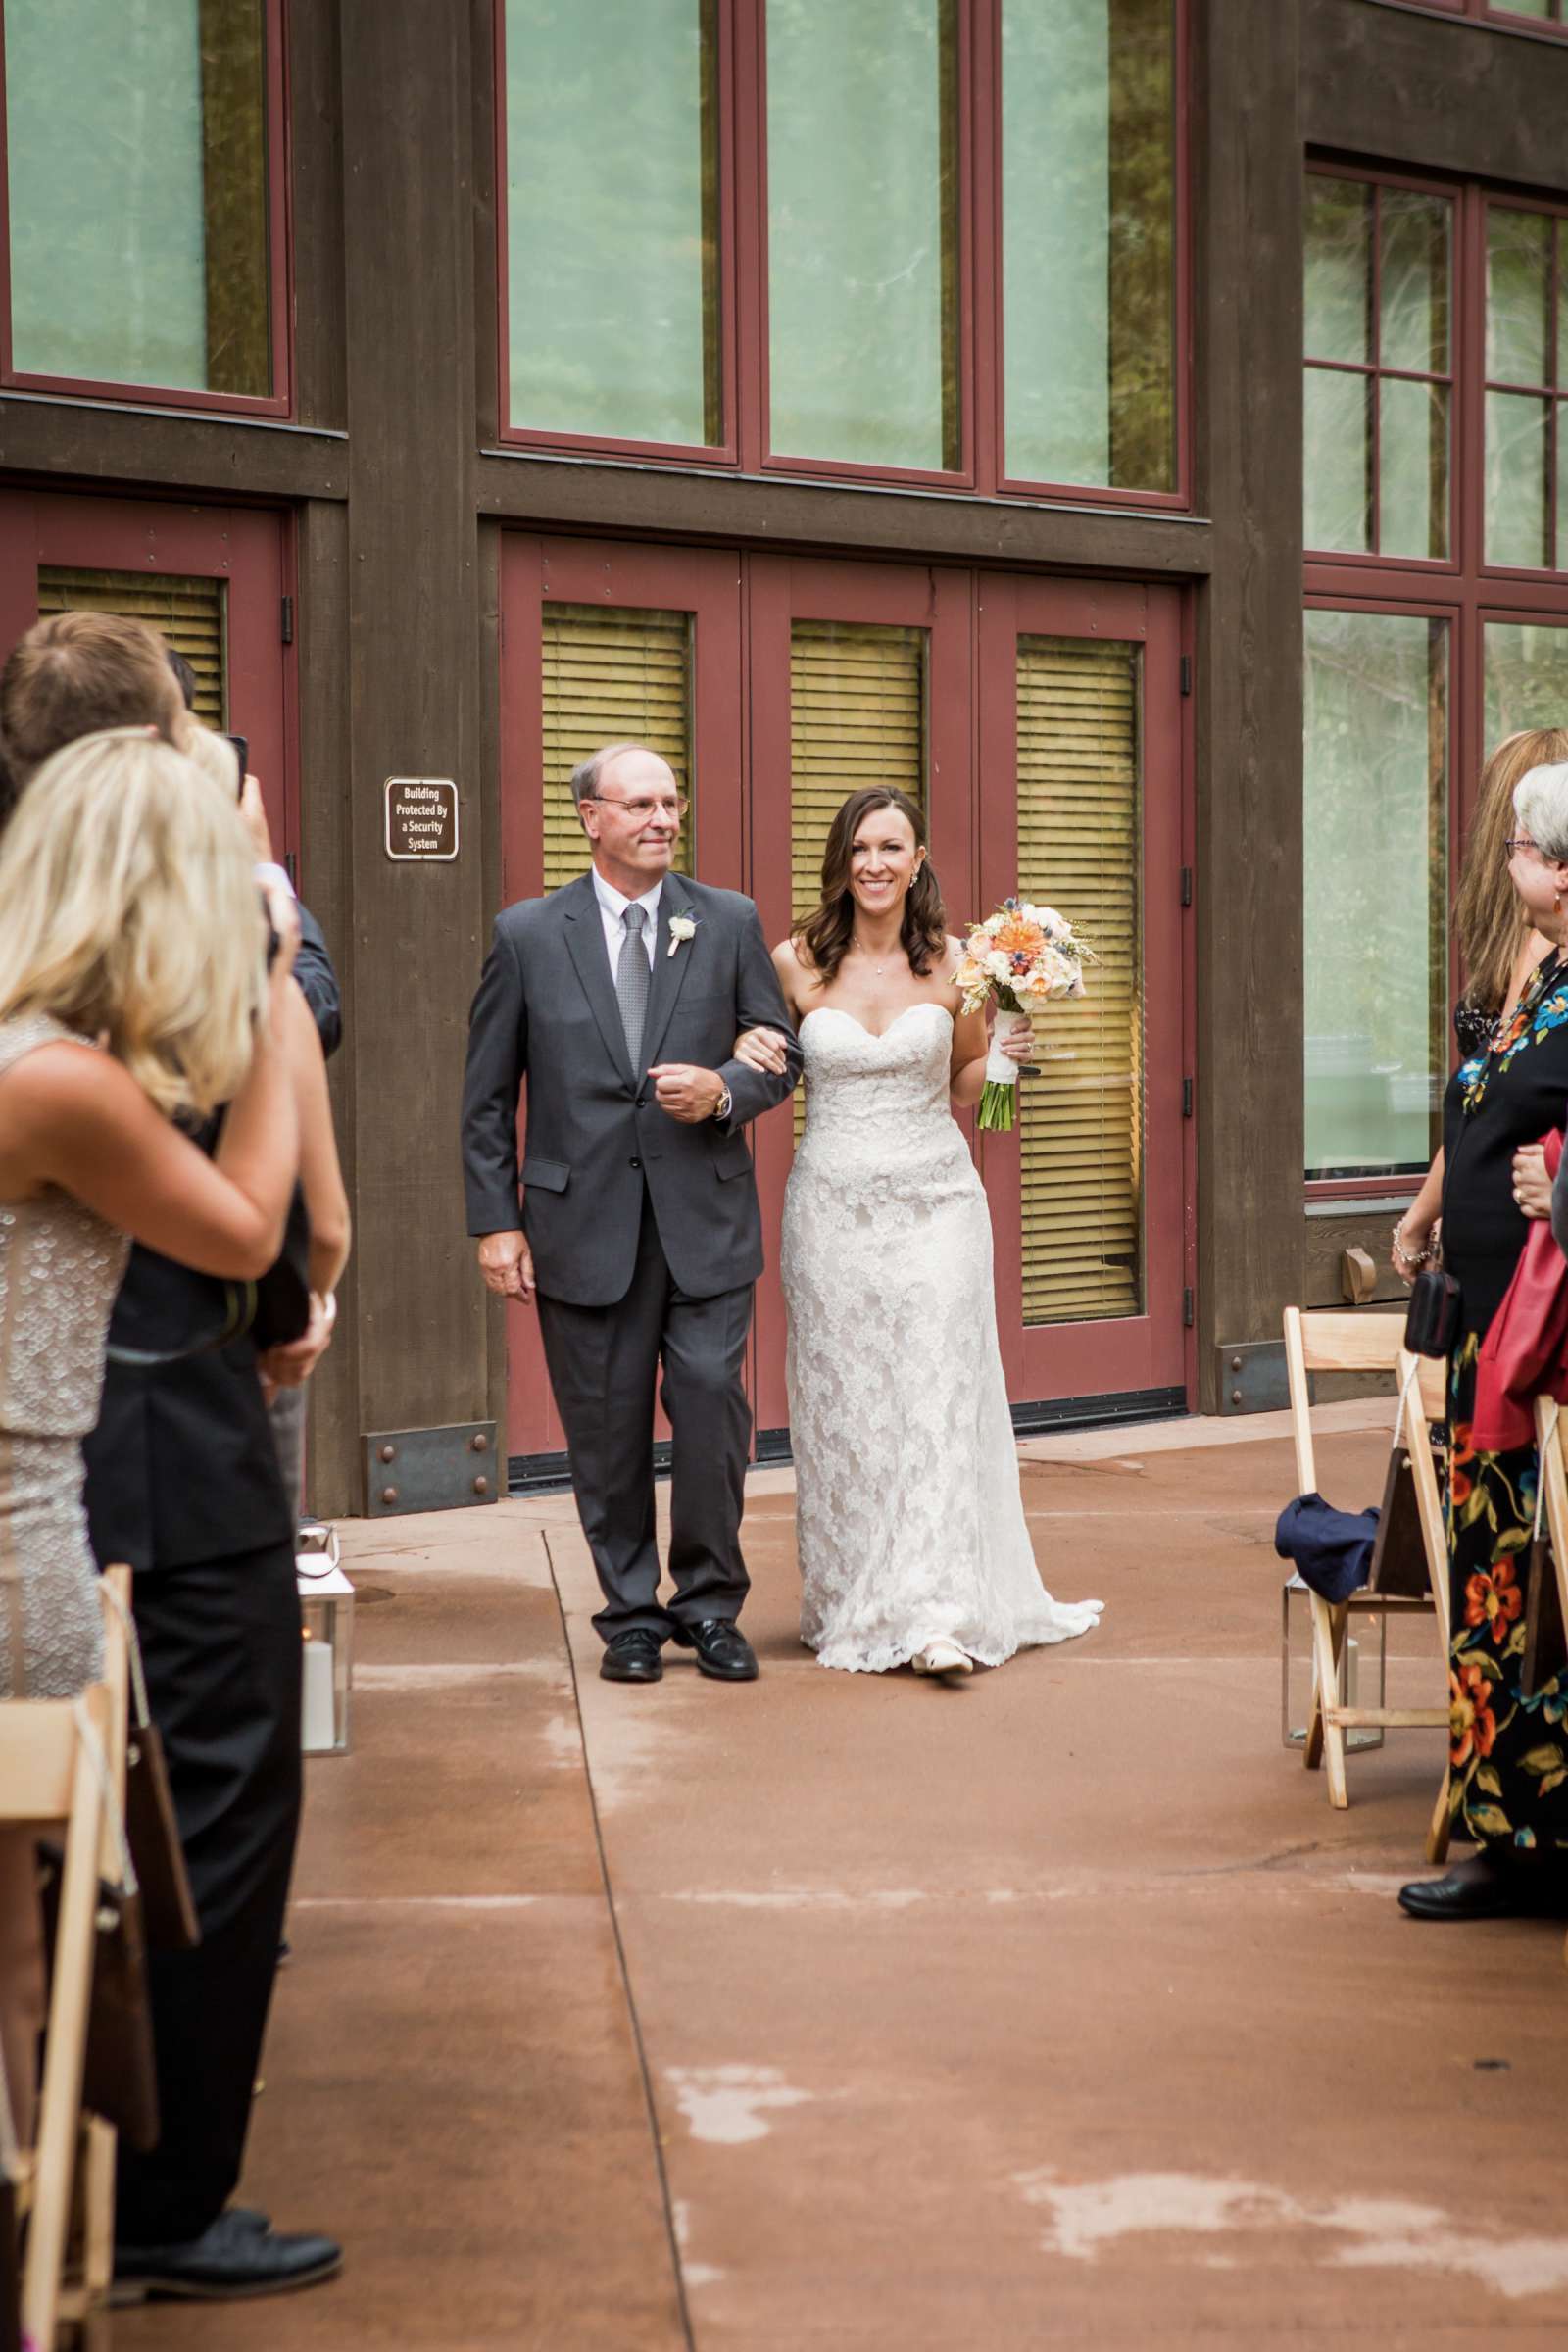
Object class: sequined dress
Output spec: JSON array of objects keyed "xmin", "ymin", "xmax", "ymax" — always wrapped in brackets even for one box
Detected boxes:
[
  {"xmin": 781, "ymin": 1003, "xmax": 1103, "ymax": 1671},
  {"xmin": 0, "ymin": 1015, "xmax": 129, "ymax": 1697}
]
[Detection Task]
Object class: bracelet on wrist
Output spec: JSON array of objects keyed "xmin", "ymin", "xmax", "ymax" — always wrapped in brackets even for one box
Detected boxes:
[{"xmin": 1392, "ymin": 1223, "xmax": 1431, "ymax": 1273}]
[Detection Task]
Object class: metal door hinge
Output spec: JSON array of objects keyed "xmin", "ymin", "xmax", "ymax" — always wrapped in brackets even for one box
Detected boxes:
[
  {"xmin": 1180, "ymin": 866, "xmax": 1193, "ymax": 906},
  {"xmin": 1179, "ymin": 654, "xmax": 1193, "ymax": 696},
  {"xmin": 280, "ymin": 594, "xmax": 294, "ymax": 645},
  {"xmin": 1183, "ymin": 1286, "xmax": 1195, "ymax": 1329},
  {"xmin": 1182, "ymin": 1076, "xmax": 1194, "ymax": 1118}
]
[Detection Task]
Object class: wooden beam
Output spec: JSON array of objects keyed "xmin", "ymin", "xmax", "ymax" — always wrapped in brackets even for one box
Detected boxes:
[
  {"xmin": 1302, "ymin": 0, "xmax": 1568, "ymax": 195},
  {"xmin": 472, "ymin": 452, "xmax": 1214, "ymax": 578},
  {"xmin": 1192, "ymin": 0, "xmax": 1305, "ymax": 1407},
  {"xmin": 0, "ymin": 400, "xmax": 347, "ymax": 501},
  {"xmin": 338, "ymin": 0, "xmax": 487, "ymax": 1475}
]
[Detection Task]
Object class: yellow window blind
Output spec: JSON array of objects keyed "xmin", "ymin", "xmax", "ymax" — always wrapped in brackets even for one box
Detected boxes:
[
  {"xmin": 37, "ymin": 566, "xmax": 225, "ymax": 728},
  {"xmin": 540, "ymin": 603, "xmax": 693, "ymax": 890},
  {"xmin": 1015, "ymin": 635, "xmax": 1143, "ymax": 1326},
  {"xmin": 789, "ymin": 619, "xmax": 927, "ymax": 923},
  {"xmin": 789, "ymin": 618, "xmax": 927, "ymax": 1138}
]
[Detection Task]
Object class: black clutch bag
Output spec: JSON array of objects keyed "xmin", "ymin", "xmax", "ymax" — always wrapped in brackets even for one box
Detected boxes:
[{"xmin": 1404, "ymin": 1266, "xmax": 1462, "ymax": 1357}]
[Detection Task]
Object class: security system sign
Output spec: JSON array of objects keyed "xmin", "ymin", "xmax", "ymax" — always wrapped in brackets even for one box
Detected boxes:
[{"xmin": 385, "ymin": 778, "xmax": 459, "ymax": 860}]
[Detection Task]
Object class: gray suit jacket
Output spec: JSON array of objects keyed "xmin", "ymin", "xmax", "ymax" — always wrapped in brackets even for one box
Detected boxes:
[{"xmin": 461, "ymin": 870, "xmax": 802, "ymax": 1306}]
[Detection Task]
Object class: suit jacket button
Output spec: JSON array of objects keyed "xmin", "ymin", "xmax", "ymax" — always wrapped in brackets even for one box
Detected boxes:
[{"xmin": 629, "ymin": 1156, "xmax": 641, "ymax": 1170}]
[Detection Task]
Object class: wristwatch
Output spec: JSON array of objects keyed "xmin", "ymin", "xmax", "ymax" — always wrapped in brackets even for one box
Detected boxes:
[{"xmin": 712, "ymin": 1084, "xmax": 733, "ymax": 1121}]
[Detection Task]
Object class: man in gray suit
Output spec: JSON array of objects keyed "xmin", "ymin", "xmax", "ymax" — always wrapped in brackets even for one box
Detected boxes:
[{"xmin": 462, "ymin": 744, "xmax": 802, "ymax": 1683}]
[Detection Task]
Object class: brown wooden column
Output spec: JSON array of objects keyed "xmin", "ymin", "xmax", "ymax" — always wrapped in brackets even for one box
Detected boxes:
[
  {"xmin": 320, "ymin": 0, "xmax": 489, "ymax": 1512},
  {"xmin": 1191, "ymin": 0, "xmax": 1305, "ymax": 1410}
]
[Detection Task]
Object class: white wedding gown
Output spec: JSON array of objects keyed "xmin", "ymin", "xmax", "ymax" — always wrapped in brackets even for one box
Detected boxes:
[{"xmin": 781, "ymin": 1002, "xmax": 1104, "ymax": 1672}]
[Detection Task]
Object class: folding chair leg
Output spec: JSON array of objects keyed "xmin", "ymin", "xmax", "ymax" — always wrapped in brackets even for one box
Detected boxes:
[
  {"xmin": 1307, "ymin": 1595, "xmax": 1349, "ymax": 1807},
  {"xmin": 1426, "ymin": 1768, "xmax": 1452, "ymax": 1865}
]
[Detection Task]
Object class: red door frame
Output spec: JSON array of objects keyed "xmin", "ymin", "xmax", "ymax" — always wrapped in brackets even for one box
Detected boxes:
[
  {"xmin": 496, "ymin": 533, "xmax": 745, "ymax": 1460},
  {"xmin": 0, "ymin": 487, "xmax": 298, "ymax": 858},
  {"xmin": 745, "ymin": 553, "xmax": 976, "ymax": 1435},
  {"xmin": 976, "ymin": 574, "xmax": 1189, "ymax": 1404}
]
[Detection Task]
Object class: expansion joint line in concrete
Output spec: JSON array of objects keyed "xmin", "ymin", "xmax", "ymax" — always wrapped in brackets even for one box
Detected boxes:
[{"xmin": 542, "ymin": 1529, "xmax": 697, "ymax": 2352}]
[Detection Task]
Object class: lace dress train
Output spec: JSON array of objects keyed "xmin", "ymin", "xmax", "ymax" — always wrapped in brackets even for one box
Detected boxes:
[{"xmin": 780, "ymin": 1003, "xmax": 1103, "ymax": 1672}]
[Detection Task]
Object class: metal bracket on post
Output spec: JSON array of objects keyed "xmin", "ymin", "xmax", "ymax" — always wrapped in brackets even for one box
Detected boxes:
[
  {"xmin": 362, "ymin": 1423, "xmax": 500, "ymax": 1516},
  {"xmin": 1214, "ymin": 1341, "xmax": 1290, "ymax": 1415}
]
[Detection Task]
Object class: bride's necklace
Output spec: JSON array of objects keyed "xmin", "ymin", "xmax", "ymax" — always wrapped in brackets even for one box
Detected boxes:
[{"xmin": 853, "ymin": 932, "xmax": 899, "ymax": 978}]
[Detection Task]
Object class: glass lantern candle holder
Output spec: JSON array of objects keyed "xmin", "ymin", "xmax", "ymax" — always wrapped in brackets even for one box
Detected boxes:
[
  {"xmin": 298, "ymin": 1525, "xmax": 354, "ymax": 1756},
  {"xmin": 1281, "ymin": 1572, "xmax": 1387, "ymax": 1752}
]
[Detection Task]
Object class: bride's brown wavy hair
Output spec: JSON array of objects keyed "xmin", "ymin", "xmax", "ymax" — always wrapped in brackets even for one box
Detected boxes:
[{"xmin": 796, "ymin": 788, "xmax": 948, "ymax": 986}]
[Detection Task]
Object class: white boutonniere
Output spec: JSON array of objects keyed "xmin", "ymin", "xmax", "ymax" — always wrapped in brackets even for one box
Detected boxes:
[{"xmin": 667, "ymin": 913, "xmax": 698, "ymax": 959}]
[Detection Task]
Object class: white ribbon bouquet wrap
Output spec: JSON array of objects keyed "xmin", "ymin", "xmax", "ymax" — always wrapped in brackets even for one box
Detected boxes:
[{"xmin": 955, "ymin": 898, "xmax": 1090, "ymax": 1131}]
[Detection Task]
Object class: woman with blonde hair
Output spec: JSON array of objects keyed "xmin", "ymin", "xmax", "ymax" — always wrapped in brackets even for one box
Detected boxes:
[
  {"xmin": 0, "ymin": 726, "xmax": 300, "ymax": 2148},
  {"xmin": 1393, "ymin": 726, "xmax": 1568, "ymax": 1282}
]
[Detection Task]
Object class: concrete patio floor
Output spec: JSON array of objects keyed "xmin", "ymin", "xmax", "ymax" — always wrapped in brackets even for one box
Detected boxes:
[{"xmin": 116, "ymin": 1404, "xmax": 1568, "ymax": 2350}]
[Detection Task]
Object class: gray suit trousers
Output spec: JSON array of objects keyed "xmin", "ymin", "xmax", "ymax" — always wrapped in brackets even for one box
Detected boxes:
[{"xmin": 536, "ymin": 1192, "xmax": 752, "ymax": 1641}]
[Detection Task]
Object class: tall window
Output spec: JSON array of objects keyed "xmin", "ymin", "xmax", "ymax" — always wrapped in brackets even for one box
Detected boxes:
[
  {"xmin": 1485, "ymin": 204, "xmax": 1568, "ymax": 570},
  {"xmin": 496, "ymin": 0, "xmax": 1187, "ymax": 504},
  {"xmin": 1001, "ymin": 0, "xmax": 1176, "ymax": 494},
  {"xmin": 1, "ymin": 0, "xmax": 281, "ymax": 407},
  {"xmin": 1302, "ymin": 166, "xmax": 1568, "ymax": 1194},
  {"xmin": 503, "ymin": 0, "xmax": 722, "ymax": 450}
]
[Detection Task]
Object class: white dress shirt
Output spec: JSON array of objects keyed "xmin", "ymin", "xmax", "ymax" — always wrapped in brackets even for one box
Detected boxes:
[{"xmin": 591, "ymin": 867, "xmax": 662, "ymax": 978}]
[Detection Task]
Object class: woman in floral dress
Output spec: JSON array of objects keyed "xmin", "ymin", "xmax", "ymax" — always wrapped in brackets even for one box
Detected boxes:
[{"xmin": 1401, "ymin": 758, "xmax": 1568, "ymax": 1921}]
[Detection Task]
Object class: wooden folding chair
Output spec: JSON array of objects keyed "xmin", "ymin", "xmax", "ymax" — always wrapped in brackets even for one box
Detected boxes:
[
  {"xmin": 3, "ymin": 1566, "xmax": 131, "ymax": 2351},
  {"xmin": 1282, "ymin": 1310, "xmax": 1452, "ymax": 1860}
]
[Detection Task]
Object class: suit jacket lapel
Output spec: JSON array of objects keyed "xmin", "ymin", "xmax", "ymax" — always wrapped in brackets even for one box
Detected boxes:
[
  {"xmin": 562, "ymin": 871, "xmax": 635, "ymax": 1088},
  {"xmin": 639, "ymin": 877, "xmax": 698, "ymax": 1074}
]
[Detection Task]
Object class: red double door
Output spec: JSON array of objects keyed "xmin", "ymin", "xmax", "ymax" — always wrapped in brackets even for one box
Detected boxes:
[{"xmin": 500, "ymin": 536, "xmax": 1192, "ymax": 1467}]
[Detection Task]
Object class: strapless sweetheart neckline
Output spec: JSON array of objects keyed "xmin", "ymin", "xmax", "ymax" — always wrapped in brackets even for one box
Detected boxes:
[{"xmin": 800, "ymin": 1002, "xmax": 955, "ymax": 1045}]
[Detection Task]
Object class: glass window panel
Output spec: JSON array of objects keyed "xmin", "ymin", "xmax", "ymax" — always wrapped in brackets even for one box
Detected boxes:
[
  {"xmin": 1486, "ymin": 391, "xmax": 1551, "ymax": 568},
  {"xmin": 767, "ymin": 0, "xmax": 958, "ymax": 470},
  {"xmin": 1487, "ymin": 207, "xmax": 1552, "ymax": 387},
  {"xmin": 1303, "ymin": 368, "xmax": 1372, "ymax": 554},
  {"xmin": 1002, "ymin": 0, "xmax": 1176, "ymax": 492},
  {"xmin": 1380, "ymin": 377, "xmax": 1449, "ymax": 561},
  {"xmin": 506, "ymin": 0, "xmax": 719, "ymax": 445},
  {"xmin": 1484, "ymin": 620, "xmax": 1568, "ymax": 748},
  {"xmin": 5, "ymin": 0, "xmax": 271, "ymax": 395},
  {"xmin": 1304, "ymin": 177, "xmax": 1372, "ymax": 366},
  {"xmin": 1559, "ymin": 230, "xmax": 1568, "ymax": 388},
  {"xmin": 1303, "ymin": 611, "xmax": 1447, "ymax": 1182},
  {"xmin": 1490, "ymin": 0, "xmax": 1553, "ymax": 17},
  {"xmin": 38, "ymin": 567, "xmax": 226, "ymax": 726},
  {"xmin": 1015, "ymin": 638, "xmax": 1143, "ymax": 1325},
  {"xmin": 540, "ymin": 605, "xmax": 694, "ymax": 889},
  {"xmin": 1379, "ymin": 190, "xmax": 1450, "ymax": 375}
]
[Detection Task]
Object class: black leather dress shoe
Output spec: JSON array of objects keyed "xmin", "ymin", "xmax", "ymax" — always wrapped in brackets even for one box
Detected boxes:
[
  {"xmin": 672, "ymin": 1617, "xmax": 759, "ymax": 1681},
  {"xmin": 1398, "ymin": 1854, "xmax": 1567, "ymax": 1921},
  {"xmin": 113, "ymin": 2209, "xmax": 342, "ymax": 2303},
  {"xmin": 601, "ymin": 1629, "xmax": 664, "ymax": 1683}
]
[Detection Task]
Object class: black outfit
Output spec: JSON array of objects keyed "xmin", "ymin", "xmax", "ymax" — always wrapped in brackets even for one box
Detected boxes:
[
  {"xmin": 85, "ymin": 911, "xmax": 339, "ymax": 2247},
  {"xmin": 1441, "ymin": 954, "xmax": 1568, "ymax": 1874}
]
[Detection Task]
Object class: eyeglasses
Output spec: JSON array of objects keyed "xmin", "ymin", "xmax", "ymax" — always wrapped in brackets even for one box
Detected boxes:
[
  {"xmin": 580, "ymin": 793, "xmax": 688, "ymax": 822},
  {"xmin": 1504, "ymin": 836, "xmax": 1539, "ymax": 858}
]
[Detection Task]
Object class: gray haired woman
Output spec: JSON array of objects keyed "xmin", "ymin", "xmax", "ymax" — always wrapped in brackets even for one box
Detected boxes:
[{"xmin": 1401, "ymin": 759, "xmax": 1568, "ymax": 1923}]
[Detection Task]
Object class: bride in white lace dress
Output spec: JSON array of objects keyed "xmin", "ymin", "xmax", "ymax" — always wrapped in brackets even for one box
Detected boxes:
[{"xmin": 735, "ymin": 787, "xmax": 1102, "ymax": 1677}]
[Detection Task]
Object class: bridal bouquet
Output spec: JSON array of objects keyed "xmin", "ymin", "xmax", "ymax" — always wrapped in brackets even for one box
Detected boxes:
[{"xmin": 956, "ymin": 898, "xmax": 1090, "ymax": 1131}]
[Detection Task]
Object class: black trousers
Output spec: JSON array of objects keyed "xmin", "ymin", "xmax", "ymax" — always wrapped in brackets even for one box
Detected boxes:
[
  {"xmin": 116, "ymin": 1541, "xmax": 303, "ymax": 2246},
  {"xmin": 536, "ymin": 1195, "xmax": 753, "ymax": 1642}
]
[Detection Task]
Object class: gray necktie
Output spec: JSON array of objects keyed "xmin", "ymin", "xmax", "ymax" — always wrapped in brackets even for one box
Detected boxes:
[{"xmin": 616, "ymin": 904, "xmax": 651, "ymax": 1069}]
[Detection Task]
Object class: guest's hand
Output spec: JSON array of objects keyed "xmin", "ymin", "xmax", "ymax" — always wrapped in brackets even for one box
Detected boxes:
[
  {"xmin": 478, "ymin": 1229, "xmax": 535, "ymax": 1301},
  {"xmin": 732, "ymin": 1026, "xmax": 790, "ymax": 1075},
  {"xmin": 240, "ymin": 772, "xmax": 274, "ymax": 862},
  {"xmin": 649, "ymin": 1064, "xmax": 726, "ymax": 1122},
  {"xmin": 258, "ymin": 1291, "xmax": 337, "ymax": 1391},
  {"xmin": 262, "ymin": 881, "xmax": 300, "ymax": 982},
  {"xmin": 1391, "ymin": 1217, "xmax": 1433, "ymax": 1284},
  {"xmin": 1514, "ymin": 1143, "xmax": 1553, "ymax": 1220}
]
